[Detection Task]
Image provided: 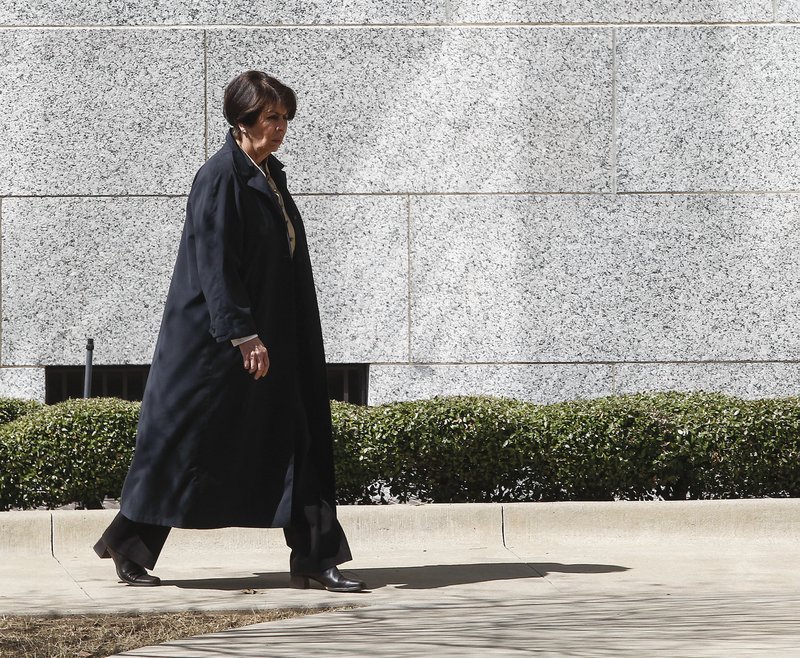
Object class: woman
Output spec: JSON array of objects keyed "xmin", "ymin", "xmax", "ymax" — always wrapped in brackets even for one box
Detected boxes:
[{"xmin": 93, "ymin": 71, "xmax": 365, "ymax": 593}]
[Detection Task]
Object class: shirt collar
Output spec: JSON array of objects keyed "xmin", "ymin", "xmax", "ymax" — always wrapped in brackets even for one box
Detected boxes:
[
  {"xmin": 235, "ymin": 139, "xmax": 269, "ymax": 178},
  {"xmin": 225, "ymin": 129, "xmax": 286, "ymax": 182}
]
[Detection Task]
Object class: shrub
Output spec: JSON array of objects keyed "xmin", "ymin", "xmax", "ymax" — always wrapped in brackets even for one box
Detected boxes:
[
  {"xmin": 0, "ymin": 398, "xmax": 139, "ymax": 510},
  {"xmin": 332, "ymin": 396, "xmax": 535, "ymax": 504},
  {"xmin": 2, "ymin": 392, "xmax": 799, "ymax": 510},
  {"xmin": 332, "ymin": 392, "xmax": 800, "ymax": 504},
  {"xmin": 0, "ymin": 398, "xmax": 43, "ymax": 425},
  {"xmin": 534, "ymin": 392, "xmax": 734, "ymax": 501},
  {"xmin": 367, "ymin": 396, "xmax": 530, "ymax": 503},
  {"xmin": 680, "ymin": 396, "xmax": 800, "ymax": 498},
  {"xmin": 331, "ymin": 400, "xmax": 382, "ymax": 504}
]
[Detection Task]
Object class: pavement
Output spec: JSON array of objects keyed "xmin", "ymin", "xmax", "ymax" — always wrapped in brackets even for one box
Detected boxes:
[{"xmin": 1, "ymin": 500, "xmax": 800, "ymax": 656}]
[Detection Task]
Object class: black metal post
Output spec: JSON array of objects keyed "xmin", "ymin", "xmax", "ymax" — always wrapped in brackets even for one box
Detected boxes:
[{"xmin": 84, "ymin": 338, "xmax": 94, "ymax": 398}]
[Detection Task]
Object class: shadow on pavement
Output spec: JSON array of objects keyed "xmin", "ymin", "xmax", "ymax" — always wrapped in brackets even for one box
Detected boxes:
[
  {"xmin": 109, "ymin": 592, "xmax": 800, "ymax": 657},
  {"xmin": 162, "ymin": 561, "xmax": 628, "ymax": 591}
]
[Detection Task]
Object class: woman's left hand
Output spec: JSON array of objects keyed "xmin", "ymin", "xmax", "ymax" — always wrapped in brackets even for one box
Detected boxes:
[{"xmin": 238, "ymin": 337, "xmax": 270, "ymax": 379}]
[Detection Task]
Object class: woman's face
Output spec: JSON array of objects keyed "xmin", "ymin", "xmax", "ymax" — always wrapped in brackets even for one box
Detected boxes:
[{"xmin": 239, "ymin": 103, "xmax": 289, "ymax": 161}]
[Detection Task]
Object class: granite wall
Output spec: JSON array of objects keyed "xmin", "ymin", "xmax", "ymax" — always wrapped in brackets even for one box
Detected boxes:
[{"xmin": 1, "ymin": 2, "xmax": 799, "ymax": 404}]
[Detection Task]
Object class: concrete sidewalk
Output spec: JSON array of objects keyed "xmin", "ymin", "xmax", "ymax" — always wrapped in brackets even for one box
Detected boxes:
[{"xmin": 2, "ymin": 500, "xmax": 800, "ymax": 656}]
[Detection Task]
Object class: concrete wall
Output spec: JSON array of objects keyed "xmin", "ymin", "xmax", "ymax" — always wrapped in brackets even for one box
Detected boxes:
[{"xmin": 1, "ymin": 2, "xmax": 799, "ymax": 403}]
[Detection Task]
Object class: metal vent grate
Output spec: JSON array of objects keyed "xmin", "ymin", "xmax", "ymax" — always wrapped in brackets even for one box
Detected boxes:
[
  {"xmin": 326, "ymin": 364, "xmax": 368, "ymax": 405},
  {"xmin": 45, "ymin": 365, "xmax": 150, "ymax": 404},
  {"xmin": 45, "ymin": 363, "xmax": 368, "ymax": 405}
]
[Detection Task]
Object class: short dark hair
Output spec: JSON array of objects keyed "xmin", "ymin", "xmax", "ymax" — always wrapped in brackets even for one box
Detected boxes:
[{"xmin": 223, "ymin": 71, "xmax": 297, "ymax": 139}]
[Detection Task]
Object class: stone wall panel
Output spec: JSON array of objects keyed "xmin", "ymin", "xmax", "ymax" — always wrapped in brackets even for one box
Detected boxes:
[
  {"xmin": 0, "ymin": 1, "xmax": 773, "ymax": 26},
  {"xmin": 298, "ymin": 195, "xmax": 408, "ymax": 363},
  {"xmin": 368, "ymin": 363, "xmax": 613, "ymax": 405},
  {"xmin": 206, "ymin": 27, "xmax": 612, "ymax": 194},
  {"xmin": 409, "ymin": 194, "xmax": 800, "ymax": 363},
  {"xmin": 777, "ymin": 1, "xmax": 800, "ymax": 21},
  {"xmin": 0, "ymin": 29, "xmax": 204, "ymax": 196},
  {"xmin": 614, "ymin": 362, "xmax": 800, "ymax": 399},
  {"xmin": 617, "ymin": 26, "xmax": 800, "ymax": 192},
  {"xmin": 0, "ymin": 367, "xmax": 45, "ymax": 400},
  {"xmin": 2, "ymin": 197, "xmax": 185, "ymax": 365}
]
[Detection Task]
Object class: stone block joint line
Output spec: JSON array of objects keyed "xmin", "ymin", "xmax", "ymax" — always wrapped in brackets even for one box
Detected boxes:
[
  {"xmin": 406, "ymin": 193, "xmax": 412, "ymax": 365},
  {"xmin": 0, "ymin": 196, "xmax": 3, "ymax": 364},
  {"xmin": 0, "ymin": 21, "xmax": 791, "ymax": 29},
  {"xmin": 202, "ymin": 29, "xmax": 208, "ymax": 161},
  {"xmin": 610, "ymin": 27, "xmax": 617, "ymax": 196}
]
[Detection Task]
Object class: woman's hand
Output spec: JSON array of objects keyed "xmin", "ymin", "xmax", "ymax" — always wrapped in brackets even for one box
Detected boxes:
[{"xmin": 238, "ymin": 337, "xmax": 270, "ymax": 379}]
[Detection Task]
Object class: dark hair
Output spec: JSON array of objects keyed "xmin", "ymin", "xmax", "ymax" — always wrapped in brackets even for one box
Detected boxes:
[{"xmin": 223, "ymin": 71, "xmax": 297, "ymax": 139}]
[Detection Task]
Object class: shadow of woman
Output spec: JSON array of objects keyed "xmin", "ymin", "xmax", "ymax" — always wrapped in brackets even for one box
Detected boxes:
[{"xmin": 163, "ymin": 561, "xmax": 628, "ymax": 591}]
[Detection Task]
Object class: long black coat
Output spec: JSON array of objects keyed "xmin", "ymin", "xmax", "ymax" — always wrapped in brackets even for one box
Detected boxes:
[{"xmin": 120, "ymin": 131, "xmax": 336, "ymax": 529}]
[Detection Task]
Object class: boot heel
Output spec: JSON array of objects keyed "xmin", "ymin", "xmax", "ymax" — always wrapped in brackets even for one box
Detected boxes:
[{"xmin": 290, "ymin": 575, "xmax": 310, "ymax": 589}]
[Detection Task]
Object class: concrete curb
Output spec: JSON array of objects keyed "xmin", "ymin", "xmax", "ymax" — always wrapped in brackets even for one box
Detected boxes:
[
  {"xmin": 503, "ymin": 498, "xmax": 800, "ymax": 545},
  {"xmin": 2, "ymin": 499, "xmax": 799, "ymax": 559}
]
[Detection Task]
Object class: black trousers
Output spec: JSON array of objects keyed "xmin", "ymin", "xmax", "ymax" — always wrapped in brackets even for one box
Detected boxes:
[{"xmin": 94, "ymin": 500, "xmax": 352, "ymax": 574}]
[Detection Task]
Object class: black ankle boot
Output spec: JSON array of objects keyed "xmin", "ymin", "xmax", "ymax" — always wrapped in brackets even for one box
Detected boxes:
[
  {"xmin": 108, "ymin": 548, "xmax": 161, "ymax": 587},
  {"xmin": 290, "ymin": 566, "xmax": 366, "ymax": 592}
]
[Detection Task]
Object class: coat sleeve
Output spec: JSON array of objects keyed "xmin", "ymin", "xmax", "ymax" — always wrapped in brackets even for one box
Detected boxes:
[{"xmin": 187, "ymin": 165, "xmax": 258, "ymax": 343}]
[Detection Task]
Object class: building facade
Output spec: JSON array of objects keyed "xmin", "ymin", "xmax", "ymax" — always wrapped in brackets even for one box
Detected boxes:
[{"xmin": 1, "ymin": 2, "xmax": 800, "ymax": 404}]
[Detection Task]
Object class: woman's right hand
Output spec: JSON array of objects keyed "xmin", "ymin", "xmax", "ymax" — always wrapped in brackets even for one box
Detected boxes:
[{"xmin": 238, "ymin": 337, "xmax": 270, "ymax": 379}]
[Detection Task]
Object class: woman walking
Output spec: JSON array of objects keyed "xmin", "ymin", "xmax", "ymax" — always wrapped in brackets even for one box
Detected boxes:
[{"xmin": 94, "ymin": 71, "xmax": 365, "ymax": 593}]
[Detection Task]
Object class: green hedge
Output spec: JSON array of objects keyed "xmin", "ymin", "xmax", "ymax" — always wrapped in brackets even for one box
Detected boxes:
[
  {"xmin": 332, "ymin": 396, "xmax": 533, "ymax": 503},
  {"xmin": 0, "ymin": 398, "xmax": 139, "ymax": 510},
  {"xmin": 331, "ymin": 392, "xmax": 800, "ymax": 503},
  {"xmin": 0, "ymin": 398, "xmax": 43, "ymax": 425},
  {"xmin": 1, "ymin": 392, "xmax": 799, "ymax": 510}
]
